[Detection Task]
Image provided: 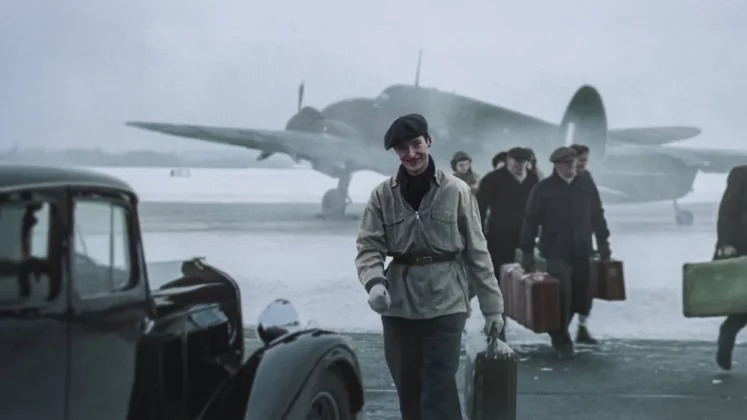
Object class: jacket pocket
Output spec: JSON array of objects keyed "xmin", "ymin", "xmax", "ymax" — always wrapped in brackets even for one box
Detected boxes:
[
  {"xmin": 383, "ymin": 212, "xmax": 406, "ymax": 252},
  {"xmin": 429, "ymin": 208, "xmax": 458, "ymax": 251}
]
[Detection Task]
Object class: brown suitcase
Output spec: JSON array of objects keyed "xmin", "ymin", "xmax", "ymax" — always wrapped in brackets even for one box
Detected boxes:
[
  {"xmin": 591, "ymin": 259, "xmax": 626, "ymax": 301},
  {"xmin": 520, "ymin": 272, "xmax": 561, "ymax": 333}
]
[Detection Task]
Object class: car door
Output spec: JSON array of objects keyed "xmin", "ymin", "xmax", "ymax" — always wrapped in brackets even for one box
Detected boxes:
[
  {"xmin": 67, "ymin": 190, "xmax": 151, "ymax": 420},
  {"xmin": 0, "ymin": 189, "xmax": 68, "ymax": 420}
]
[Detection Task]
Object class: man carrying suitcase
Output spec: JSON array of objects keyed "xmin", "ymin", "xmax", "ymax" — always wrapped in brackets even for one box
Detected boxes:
[
  {"xmin": 714, "ymin": 165, "xmax": 747, "ymax": 370},
  {"xmin": 476, "ymin": 146, "xmax": 540, "ymax": 340},
  {"xmin": 569, "ymin": 143, "xmax": 611, "ymax": 345},
  {"xmin": 355, "ymin": 113, "xmax": 505, "ymax": 420},
  {"xmin": 518, "ymin": 146, "xmax": 611, "ymax": 358}
]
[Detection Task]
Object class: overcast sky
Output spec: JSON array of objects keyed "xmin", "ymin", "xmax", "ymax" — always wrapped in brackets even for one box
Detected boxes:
[{"xmin": 2, "ymin": 0, "xmax": 746, "ymax": 153}]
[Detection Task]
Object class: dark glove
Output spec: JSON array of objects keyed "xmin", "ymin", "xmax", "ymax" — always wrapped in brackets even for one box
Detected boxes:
[
  {"xmin": 521, "ymin": 251, "xmax": 535, "ymax": 273},
  {"xmin": 596, "ymin": 240, "xmax": 611, "ymax": 260}
]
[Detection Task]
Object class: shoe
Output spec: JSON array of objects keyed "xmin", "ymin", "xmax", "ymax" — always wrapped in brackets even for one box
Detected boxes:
[
  {"xmin": 555, "ymin": 344, "xmax": 575, "ymax": 359},
  {"xmin": 576, "ymin": 326, "xmax": 599, "ymax": 345},
  {"xmin": 716, "ymin": 331, "xmax": 735, "ymax": 371}
]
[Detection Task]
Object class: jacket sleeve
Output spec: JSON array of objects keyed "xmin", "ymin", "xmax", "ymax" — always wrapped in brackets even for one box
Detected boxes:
[
  {"xmin": 588, "ymin": 177, "xmax": 611, "ymax": 246},
  {"xmin": 355, "ymin": 188, "xmax": 388, "ymax": 288},
  {"xmin": 458, "ymin": 189, "xmax": 504, "ymax": 316},
  {"xmin": 717, "ymin": 167, "xmax": 745, "ymax": 247},
  {"xmin": 519, "ymin": 184, "xmax": 543, "ymax": 253},
  {"xmin": 475, "ymin": 173, "xmax": 491, "ymax": 223}
]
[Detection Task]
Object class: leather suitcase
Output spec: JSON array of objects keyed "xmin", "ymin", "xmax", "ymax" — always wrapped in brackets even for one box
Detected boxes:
[
  {"xmin": 682, "ymin": 255, "xmax": 747, "ymax": 318},
  {"xmin": 520, "ymin": 272, "xmax": 561, "ymax": 333},
  {"xmin": 464, "ymin": 335, "xmax": 517, "ymax": 420},
  {"xmin": 499, "ymin": 264, "xmax": 520, "ymax": 318},
  {"xmin": 591, "ymin": 259, "xmax": 626, "ymax": 301}
]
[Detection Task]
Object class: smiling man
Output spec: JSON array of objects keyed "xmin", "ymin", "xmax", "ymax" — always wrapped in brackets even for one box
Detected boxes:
[{"xmin": 354, "ymin": 113, "xmax": 505, "ymax": 420}]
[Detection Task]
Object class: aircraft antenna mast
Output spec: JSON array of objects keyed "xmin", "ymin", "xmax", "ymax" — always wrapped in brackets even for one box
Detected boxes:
[
  {"xmin": 297, "ymin": 81, "xmax": 305, "ymax": 111},
  {"xmin": 414, "ymin": 50, "xmax": 422, "ymax": 87}
]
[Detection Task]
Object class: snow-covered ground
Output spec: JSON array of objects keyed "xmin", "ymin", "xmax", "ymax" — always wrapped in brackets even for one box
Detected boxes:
[{"xmin": 90, "ymin": 167, "xmax": 736, "ymax": 344}]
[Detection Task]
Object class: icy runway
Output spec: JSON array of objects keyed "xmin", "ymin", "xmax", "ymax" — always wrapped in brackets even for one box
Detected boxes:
[{"xmin": 81, "ymin": 166, "xmax": 740, "ymax": 344}]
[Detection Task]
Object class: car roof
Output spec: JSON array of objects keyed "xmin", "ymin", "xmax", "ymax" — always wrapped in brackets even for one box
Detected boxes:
[{"xmin": 0, "ymin": 164, "xmax": 135, "ymax": 194}]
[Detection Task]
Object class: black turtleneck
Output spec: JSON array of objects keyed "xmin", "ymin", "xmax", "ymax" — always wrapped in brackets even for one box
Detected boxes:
[{"xmin": 396, "ymin": 156, "xmax": 436, "ymax": 211}]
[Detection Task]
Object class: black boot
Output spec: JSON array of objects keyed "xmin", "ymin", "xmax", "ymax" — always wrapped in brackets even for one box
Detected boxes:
[
  {"xmin": 576, "ymin": 326, "xmax": 599, "ymax": 345},
  {"xmin": 716, "ymin": 330, "xmax": 735, "ymax": 371}
]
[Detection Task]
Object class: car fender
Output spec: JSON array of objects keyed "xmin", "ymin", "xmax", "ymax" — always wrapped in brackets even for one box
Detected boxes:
[{"xmin": 244, "ymin": 329, "xmax": 364, "ymax": 420}]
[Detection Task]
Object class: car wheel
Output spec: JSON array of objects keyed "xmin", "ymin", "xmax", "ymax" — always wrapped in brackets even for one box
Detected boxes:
[{"xmin": 306, "ymin": 367, "xmax": 352, "ymax": 420}]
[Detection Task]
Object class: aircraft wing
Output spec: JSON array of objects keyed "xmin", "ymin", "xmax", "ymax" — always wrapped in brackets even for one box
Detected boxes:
[
  {"xmin": 608, "ymin": 126, "xmax": 702, "ymax": 146},
  {"xmin": 661, "ymin": 146, "xmax": 747, "ymax": 174},
  {"xmin": 125, "ymin": 121, "xmax": 400, "ymax": 176}
]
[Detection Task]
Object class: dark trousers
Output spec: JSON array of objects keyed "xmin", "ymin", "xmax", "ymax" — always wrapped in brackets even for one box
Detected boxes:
[
  {"xmin": 382, "ymin": 313, "xmax": 467, "ymax": 420},
  {"xmin": 545, "ymin": 258, "xmax": 592, "ymax": 346},
  {"xmin": 720, "ymin": 314, "xmax": 747, "ymax": 344}
]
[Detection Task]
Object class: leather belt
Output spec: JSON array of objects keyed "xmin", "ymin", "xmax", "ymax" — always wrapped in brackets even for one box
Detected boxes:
[{"xmin": 391, "ymin": 253, "xmax": 458, "ymax": 266}]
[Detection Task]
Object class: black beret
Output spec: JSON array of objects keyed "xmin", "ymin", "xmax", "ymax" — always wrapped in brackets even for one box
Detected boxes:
[
  {"xmin": 507, "ymin": 147, "xmax": 532, "ymax": 161},
  {"xmin": 383, "ymin": 113, "xmax": 429, "ymax": 150},
  {"xmin": 549, "ymin": 146, "xmax": 578, "ymax": 163}
]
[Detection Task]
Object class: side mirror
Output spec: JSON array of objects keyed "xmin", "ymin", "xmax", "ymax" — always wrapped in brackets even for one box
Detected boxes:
[{"xmin": 256, "ymin": 298, "xmax": 301, "ymax": 345}]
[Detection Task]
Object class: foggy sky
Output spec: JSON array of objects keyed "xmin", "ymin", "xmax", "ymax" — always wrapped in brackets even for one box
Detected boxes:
[{"xmin": 2, "ymin": 0, "xmax": 747, "ymax": 153}]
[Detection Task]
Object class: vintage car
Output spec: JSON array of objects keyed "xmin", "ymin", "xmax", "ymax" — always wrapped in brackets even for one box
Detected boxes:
[{"xmin": 0, "ymin": 164, "xmax": 364, "ymax": 420}]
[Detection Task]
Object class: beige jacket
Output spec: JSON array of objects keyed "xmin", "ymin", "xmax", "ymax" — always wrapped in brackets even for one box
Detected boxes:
[{"xmin": 355, "ymin": 167, "xmax": 504, "ymax": 319}]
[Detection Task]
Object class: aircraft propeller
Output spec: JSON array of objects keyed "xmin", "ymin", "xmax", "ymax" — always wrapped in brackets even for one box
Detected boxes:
[{"xmin": 257, "ymin": 80, "xmax": 306, "ymax": 162}]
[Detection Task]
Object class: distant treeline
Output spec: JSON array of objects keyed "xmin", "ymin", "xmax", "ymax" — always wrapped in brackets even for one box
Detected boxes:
[{"xmin": 0, "ymin": 148, "xmax": 296, "ymax": 169}]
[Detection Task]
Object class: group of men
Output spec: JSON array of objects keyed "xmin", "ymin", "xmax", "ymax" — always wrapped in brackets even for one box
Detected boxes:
[
  {"xmin": 450, "ymin": 143, "xmax": 609, "ymax": 353},
  {"xmin": 355, "ymin": 112, "xmax": 612, "ymax": 419}
]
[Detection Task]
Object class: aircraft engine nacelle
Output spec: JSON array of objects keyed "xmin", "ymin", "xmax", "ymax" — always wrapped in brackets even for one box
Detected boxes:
[
  {"xmin": 557, "ymin": 85, "xmax": 608, "ymax": 162},
  {"xmin": 285, "ymin": 106, "xmax": 361, "ymax": 139},
  {"xmin": 311, "ymin": 160, "xmax": 349, "ymax": 179}
]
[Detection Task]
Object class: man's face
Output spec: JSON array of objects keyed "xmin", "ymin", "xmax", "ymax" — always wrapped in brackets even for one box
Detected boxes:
[
  {"xmin": 506, "ymin": 157, "xmax": 527, "ymax": 177},
  {"xmin": 455, "ymin": 160, "xmax": 471, "ymax": 174},
  {"xmin": 576, "ymin": 152, "xmax": 589, "ymax": 172},
  {"xmin": 554, "ymin": 157, "xmax": 577, "ymax": 179},
  {"xmin": 394, "ymin": 135, "xmax": 431, "ymax": 175}
]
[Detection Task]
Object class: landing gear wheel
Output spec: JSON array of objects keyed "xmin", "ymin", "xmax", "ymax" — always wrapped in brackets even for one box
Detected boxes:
[
  {"xmin": 321, "ymin": 189, "xmax": 349, "ymax": 218},
  {"xmin": 306, "ymin": 368, "xmax": 351, "ymax": 420},
  {"xmin": 675, "ymin": 210, "xmax": 694, "ymax": 226}
]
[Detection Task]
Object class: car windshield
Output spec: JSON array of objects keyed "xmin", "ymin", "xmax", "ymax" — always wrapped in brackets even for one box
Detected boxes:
[{"xmin": 0, "ymin": 197, "xmax": 53, "ymax": 305}]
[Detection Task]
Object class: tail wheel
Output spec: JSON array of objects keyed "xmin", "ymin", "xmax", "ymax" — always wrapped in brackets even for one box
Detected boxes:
[{"xmin": 306, "ymin": 367, "xmax": 352, "ymax": 420}]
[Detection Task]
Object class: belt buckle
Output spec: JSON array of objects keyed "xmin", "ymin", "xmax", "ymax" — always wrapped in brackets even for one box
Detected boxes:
[{"xmin": 416, "ymin": 256, "xmax": 433, "ymax": 265}]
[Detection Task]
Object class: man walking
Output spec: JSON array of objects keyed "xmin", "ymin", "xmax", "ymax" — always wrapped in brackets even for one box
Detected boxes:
[
  {"xmin": 355, "ymin": 113, "xmax": 505, "ymax": 420},
  {"xmin": 568, "ymin": 143, "xmax": 611, "ymax": 344},
  {"xmin": 451, "ymin": 150, "xmax": 481, "ymax": 195},
  {"xmin": 518, "ymin": 146, "xmax": 611, "ymax": 358},
  {"xmin": 476, "ymin": 147, "xmax": 539, "ymax": 339},
  {"xmin": 714, "ymin": 165, "xmax": 747, "ymax": 370}
]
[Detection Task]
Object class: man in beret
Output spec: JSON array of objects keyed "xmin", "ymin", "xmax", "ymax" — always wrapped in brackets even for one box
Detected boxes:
[
  {"xmin": 355, "ymin": 113, "xmax": 505, "ymax": 419},
  {"xmin": 518, "ymin": 146, "xmax": 611, "ymax": 358},
  {"xmin": 475, "ymin": 147, "xmax": 540, "ymax": 340},
  {"xmin": 568, "ymin": 143, "xmax": 611, "ymax": 345}
]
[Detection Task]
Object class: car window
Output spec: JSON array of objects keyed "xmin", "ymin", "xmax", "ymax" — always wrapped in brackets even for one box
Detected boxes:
[
  {"xmin": 0, "ymin": 198, "xmax": 53, "ymax": 305},
  {"xmin": 73, "ymin": 200, "xmax": 133, "ymax": 298}
]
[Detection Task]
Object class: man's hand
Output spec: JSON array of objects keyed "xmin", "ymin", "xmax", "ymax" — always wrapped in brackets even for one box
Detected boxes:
[
  {"xmin": 484, "ymin": 314, "xmax": 504, "ymax": 338},
  {"xmin": 717, "ymin": 245, "xmax": 738, "ymax": 258},
  {"xmin": 597, "ymin": 241, "xmax": 612, "ymax": 260},
  {"xmin": 521, "ymin": 252, "xmax": 535, "ymax": 273},
  {"xmin": 367, "ymin": 284, "xmax": 391, "ymax": 314}
]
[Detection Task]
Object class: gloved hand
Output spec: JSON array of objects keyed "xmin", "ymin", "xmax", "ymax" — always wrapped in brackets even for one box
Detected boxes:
[
  {"xmin": 483, "ymin": 313, "xmax": 505, "ymax": 338},
  {"xmin": 717, "ymin": 245, "xmax": 737, "ymax": 258},
  {"xmin": 597, "ymin": 242, "xmax": 612, "ymax": 260},
  {"xmin": 521, "ymin": 251, "xmax": 535, "ymax": 273},
  {"xmin": 367, "ymin": 283, "xmax": 391, "ymax": 314}
]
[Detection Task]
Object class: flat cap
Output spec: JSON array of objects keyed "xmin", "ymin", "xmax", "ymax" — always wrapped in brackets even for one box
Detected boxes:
[
  {"xmin": 549, "ymin": 146, "xmax": 578, "ymax": 163},
  {"xmin": 507, "ymin": 147, "xmax": 532, "ymax": 161},
  {"xmin": 384, "ymin": 113, "xmax": 429, "ymax": 150}
]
